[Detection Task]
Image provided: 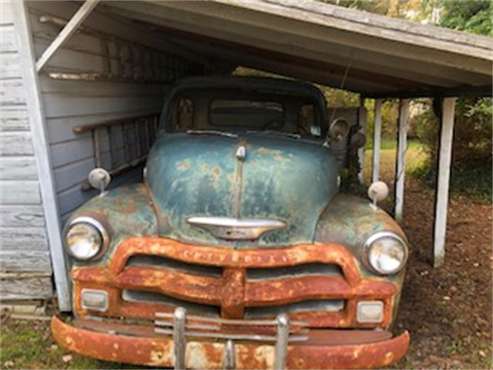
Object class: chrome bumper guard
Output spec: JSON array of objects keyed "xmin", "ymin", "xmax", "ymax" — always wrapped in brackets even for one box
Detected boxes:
[{"xmin": 154, "ymin": 308, "xmax": 308, "ymax": 370}]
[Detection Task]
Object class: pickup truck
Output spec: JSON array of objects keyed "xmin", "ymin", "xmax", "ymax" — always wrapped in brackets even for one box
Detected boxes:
[{"xmin": 52, "ymin": 76, "xmax": 410, "ymax": 369}]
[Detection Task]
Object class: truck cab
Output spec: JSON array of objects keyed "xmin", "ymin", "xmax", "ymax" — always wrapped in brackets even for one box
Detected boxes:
[{"xmin": 53, "ymin": 77, "xmax": 410, "ymax": 369}]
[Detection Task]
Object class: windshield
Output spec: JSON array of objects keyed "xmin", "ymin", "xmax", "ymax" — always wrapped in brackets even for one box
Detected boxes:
[{"xmin": 163, "ymin": 87, "xmax": 323, "ymax": 138}]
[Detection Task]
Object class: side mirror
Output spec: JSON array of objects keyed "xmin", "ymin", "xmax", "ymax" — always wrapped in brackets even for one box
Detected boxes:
[
  {"xmin": 88, "ymin": 168, "xmax": 111, "ymax": 196},
  {"xmin": 328, "ymin": 118, "xmax": 350, "ymax": 143},
  {"xmin": 368, "ymin": 181, "xmax": 389, "ymax": 208}
]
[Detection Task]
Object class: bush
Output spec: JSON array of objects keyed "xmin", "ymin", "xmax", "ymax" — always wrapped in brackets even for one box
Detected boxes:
[{"xmin": 414, "ymin": 98, "xmax": 492, "ymax": 201}]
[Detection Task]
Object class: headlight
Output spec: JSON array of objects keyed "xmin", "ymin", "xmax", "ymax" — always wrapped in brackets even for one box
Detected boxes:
[
  {"xmin": 364, "ymin": 232, "xmax": 408, "ymax": 275},
  {"xmin": 64, "ymin": 217, "xmax": 109, "ymax": 260}
]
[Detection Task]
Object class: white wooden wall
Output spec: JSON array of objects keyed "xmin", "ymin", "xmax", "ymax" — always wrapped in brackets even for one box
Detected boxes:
[
  {"xmin": 0, "ymin": 1, "xmax": 199, "ymax": 302},
  {"xmin": 0, "ymin": 0, "xmax": 53, "ymax": 300},
  {"xmin": 27, "ymin": 1, "xmax": 195, "ymax": 218}
]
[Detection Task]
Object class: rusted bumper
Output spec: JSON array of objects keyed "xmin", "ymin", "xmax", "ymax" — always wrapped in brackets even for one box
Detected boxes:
[{"xmin": 52, "ymin": 315, "xmax": 409, "ymax": 369}]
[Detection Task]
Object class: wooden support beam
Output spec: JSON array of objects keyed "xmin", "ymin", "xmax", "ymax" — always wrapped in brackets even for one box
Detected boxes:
[
  {"xmin": 357, "ymin": 97, "xmax": 367, "ymax": 183},
  {"xmin": 372, "ymin": 99, "xmax": 383, "ymax": 183},
  {"xmin": 394, "ymin": 99, "xmax": 410, "ymax": 222},
  {"xmin": 35, "ymin": 0, "xmax": 100, "ymax": 72},
  {"xmin": 433, "ymin": 97, "xmax": 456, "ymax": 267}
]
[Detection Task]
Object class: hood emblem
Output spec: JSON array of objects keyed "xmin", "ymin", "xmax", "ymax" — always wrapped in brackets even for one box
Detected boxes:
[
  {"xmin": 235, "ymin": 145, "xmax": 246, "ymax": 161},
  {"xmin": 187, "ymin": 216, "xmax": 286, "ymax": 240}
]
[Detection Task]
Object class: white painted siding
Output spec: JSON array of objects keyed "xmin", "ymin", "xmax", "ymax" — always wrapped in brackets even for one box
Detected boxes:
[
  {"xmin": 26, "ymin": 1, "xmax": 197, "ymax": 217},
  {"xmin": 0, "ymin": 0, "xmax": 52, "ymax": 300}
]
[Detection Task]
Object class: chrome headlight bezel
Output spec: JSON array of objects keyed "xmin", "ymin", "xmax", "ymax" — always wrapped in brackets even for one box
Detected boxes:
[
  {"xmin": 63, "ymin": 216, "xmax": 110, "ymax": 261},
  {"xmin": 363, "ymin": 231, "xmax": 408, "ymax": 275}
]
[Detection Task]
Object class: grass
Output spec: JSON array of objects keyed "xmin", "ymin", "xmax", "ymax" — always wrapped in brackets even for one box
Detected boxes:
[
  {"xmin": 366, "ymin": 138, "xmax": 492, "ymax": 203},
  {"xmin": 0, "ymin": 320, "xmax": 136, "ymax": 369}
]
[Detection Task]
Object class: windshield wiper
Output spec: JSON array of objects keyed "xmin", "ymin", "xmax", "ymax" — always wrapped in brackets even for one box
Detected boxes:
[{"xmin": 186, "ymin": 130, "xmax": 238, "ymax": 138}]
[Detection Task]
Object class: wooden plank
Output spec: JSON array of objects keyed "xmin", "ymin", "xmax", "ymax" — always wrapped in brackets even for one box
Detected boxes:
[
  {"xmin": 0, "ymin": 53, "xmax": 22, "ymax": 79},
  {"xmin": 0, "ymin": 108, "xmax": 29, "ymax": 131},
  {"xmin": 13, "ymin": 1, "xmax": 70, "ymax": 310},
  {"xmin": 0, "ymin": 157, "xmax": 38, "ymax": 180},
  {"xmin": 0, "ymin": 205, "xmax": 45, "ymax": 227},
  {"xmin": 433, "ymin": 97, "xmax": 456, "ymax": 267},
  {"xmin": 0, "ymin": 181, "xmax": 41, "ymax": 205},
  {"xmin": 43, "ymin": 94, "xmax": 162, "ymax": 119},
  {"xmin": 0, "ymin": 227, "xmax": 48, "ymax": 251},
  {"xmin": 0, "ymin": 24, "xmax": 17, "ymax": 52},
  {"xmin": 36, "ymin": 0, "xmax": 101, "ymax": 72},
  {"xmin": 54, "ymin": 156, "xmax": 95, "ymax": 193},
  {"xmin": 27, "ymin": 1, "xmax": 201, "ymax": 63},
  {"xmin": 0, "ymin": 132, "xmax": 34, "ymax": 155},
  {"xmin": 0, "ymin": 1, "xmax": 15, "ymax": 26},
  {"xmin": 39, "ymin": 76, "xmax": 167, "ymax": 96},
  {"xmin": 357, "ymin": 100, "xmax": 366, "ymax": 183},
  {"xmin": 372, "ymin": 99, "xmax": 382, "ymax": 183},
  {"xmin": 0, "ymin": 275, "xmax": 53, "ymax": 300},
  {"xmin": 0, "ymin": 78, "xmax": 26, "ymax": 106},
  {"xmin": 46, "ymin": 109, "xmax": 159, "ymax": 144},
  {"xmin": 394, "ymin": 99, "xmax": 410, "ymax": 222},
  {"xmin": 0, "ymin": 250, "xmax": 52, "ymax": 272}
]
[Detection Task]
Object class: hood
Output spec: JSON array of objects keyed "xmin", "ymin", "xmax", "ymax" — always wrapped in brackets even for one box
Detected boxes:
[{"xmin": 146, "ymin": 132, "xmax": 339, "ymax": 246}]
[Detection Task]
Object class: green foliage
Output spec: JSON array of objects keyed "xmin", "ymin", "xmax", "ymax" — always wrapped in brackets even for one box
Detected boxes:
[{"xmin": 438, "ymin": 0, "xmax": 492, "ymax": 35}]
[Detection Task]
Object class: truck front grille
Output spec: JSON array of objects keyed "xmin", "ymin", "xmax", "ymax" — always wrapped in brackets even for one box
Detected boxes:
[{"xmin": 73, "ymin": 238, "xmax": 397, "ymax": 328}]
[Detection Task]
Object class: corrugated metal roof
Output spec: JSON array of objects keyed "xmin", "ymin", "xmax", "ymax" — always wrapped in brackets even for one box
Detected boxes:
[{"xmin": 103, "ymin": 0, "xmax": 493, "ymax": 98}]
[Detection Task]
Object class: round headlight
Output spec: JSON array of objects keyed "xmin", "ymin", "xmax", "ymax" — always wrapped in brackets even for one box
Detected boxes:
[
  {"xmin": 64, "ymin": 217, "xmax": 108, "ymax": 260},
  {"xmin": 364, "ymin": 232, "xmax": 408, "ymax": 275}
]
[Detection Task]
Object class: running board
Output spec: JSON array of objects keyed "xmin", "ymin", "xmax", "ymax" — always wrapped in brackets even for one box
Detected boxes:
[{"xmin": 186, "ymin": 217, "xmax": 286, "ymax": 240}]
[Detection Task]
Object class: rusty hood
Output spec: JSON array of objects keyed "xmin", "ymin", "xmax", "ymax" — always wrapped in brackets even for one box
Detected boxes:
[{"xmin": 146, "ymin": 132, "xmax": 339, "ymax": 246}]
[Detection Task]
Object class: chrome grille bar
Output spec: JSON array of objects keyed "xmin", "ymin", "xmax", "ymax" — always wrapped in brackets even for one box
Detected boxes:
[
  {"xmin": 162, "ymin": 308, "xmax": 303, "ymax": 369},
  {"xmin": 155, "ymin": 311, "xmax": 307, "ymax": 327}
]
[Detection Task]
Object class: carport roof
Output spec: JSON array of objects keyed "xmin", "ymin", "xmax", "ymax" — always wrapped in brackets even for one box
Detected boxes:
[{"xmin": 102, "ymin": 0, "xmax": 493, "ymax": 98}]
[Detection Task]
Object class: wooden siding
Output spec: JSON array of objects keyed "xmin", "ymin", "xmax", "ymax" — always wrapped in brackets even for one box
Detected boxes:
[
  {"xmin": 0, "ymin": 0, "xmax": 53, "ymax": 299},
  {"xmin": 27, "ymin": 1, "xmax": 196, "ymax": 217}
]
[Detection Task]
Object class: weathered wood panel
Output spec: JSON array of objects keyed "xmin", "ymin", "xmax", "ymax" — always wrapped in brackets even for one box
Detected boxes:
[
  {"xmin": 0, "ymin": 108, "xmax": 30, "ymax": 132},
  {"xmin": 0, "ymin": 227, "xmax": 48, "ymax": 251},
  {"xmin": 0, "ymin": 251, "xmax": 52, "ymax": 273},
  {"xmin": 0, "ymin": 53, "xmax": 22, "ymax": 79},
  {"xmin": 0, "ymin": 132, "xmax": 34, "ymax": 156},
  {"xmin": 0, "ymin": 205, "xmax": 45, "ymax": 227},
  {"xmin": 0, "ymin": 181, "xmax": 41, "ymax": 205},
  {"xmin": 0, "ymin": 78, "xmax": 26, "ymax": 106},
  {"xmin": 0, "ymin": 0, "xmax": 52, "ymax": 301},
  {"xmin": 0, "ymin": 157, "xmax": 38, "ymax": 180},
  {"xmin": 0, "ymin": 275, "xmax": 53, "ymax": 300}
]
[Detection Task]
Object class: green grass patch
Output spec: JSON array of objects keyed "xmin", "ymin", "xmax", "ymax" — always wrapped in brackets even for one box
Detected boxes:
[{"xmin": 0, "ymin": 320, "xmax": 142, "ymax": 369}]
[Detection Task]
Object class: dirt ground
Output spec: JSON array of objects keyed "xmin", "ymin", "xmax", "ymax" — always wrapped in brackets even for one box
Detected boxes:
[{"xmin": 1, "ymin": 146, "xmax": 492, "ymax": 369}]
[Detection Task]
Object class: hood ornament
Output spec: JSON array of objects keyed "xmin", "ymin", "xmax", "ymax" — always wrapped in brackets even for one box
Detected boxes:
[
  {"xmin": 187, "ymin": 216, "xmax": 286, "ymax": 240},
  {"xmin": 236, "ymin": 145, "xmax": 246, "ymax": 161}
]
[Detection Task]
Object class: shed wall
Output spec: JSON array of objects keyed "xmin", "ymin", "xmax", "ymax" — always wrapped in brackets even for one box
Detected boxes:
[
  {"xmin": 0, "ymin": 0, "xmax": 53, "ymax": 300},
  {"xmin": 1, "ymin": 0, "xmax": 199, "ymax": 302},
  {"xmin": 27, "ymin": 1, "xmax": 196, "ymax": 218}
]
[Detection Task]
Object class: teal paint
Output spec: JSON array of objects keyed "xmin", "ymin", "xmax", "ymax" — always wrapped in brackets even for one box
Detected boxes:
[{"xmin": 146, "ymin": 132, "xmax": 339, "ymax": 247}]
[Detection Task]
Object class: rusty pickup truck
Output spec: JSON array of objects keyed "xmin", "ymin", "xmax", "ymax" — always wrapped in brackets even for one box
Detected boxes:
[{"xmin": 52, "ymin": 77, "xmax": 410, "ymax": 369}]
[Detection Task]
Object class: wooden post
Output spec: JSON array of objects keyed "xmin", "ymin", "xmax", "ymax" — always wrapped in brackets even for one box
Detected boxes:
[
  {"xmin": 372, "ymin": 99, "xmax": 382, "ymax": 183},
  {"xmin": 36, "ymin": 0, "xmax": 100, "ymax": 72},
  {"xmin": 357, "ymin": 97, "xmax": 367, "ymax": 183},
  {"xmin": 394, "ymin": 99, "xmax": 410, "ymax": 222},
  {"xmin": 433, "ymin": 97, "xmax": 456, "ymax": 267}
]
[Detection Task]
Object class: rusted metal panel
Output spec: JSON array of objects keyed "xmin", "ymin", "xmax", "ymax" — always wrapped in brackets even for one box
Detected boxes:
[
  {"xmin": 52, "ymin": 315, "xmax": 410, "ymax": 369},
  {"xmin": 71, "ymin": 237, "xmax": 397, "ymax": 329}
]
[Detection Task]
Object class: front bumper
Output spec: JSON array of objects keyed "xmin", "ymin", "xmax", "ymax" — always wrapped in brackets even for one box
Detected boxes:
[{"xmin": 52, "ymin": 315, "xmax": 409, "ymax": 369}]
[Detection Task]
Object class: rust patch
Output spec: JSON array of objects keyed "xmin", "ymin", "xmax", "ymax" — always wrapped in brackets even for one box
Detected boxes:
[
  {"xmin": 52, "ymin": 316, "xmax": 410, "ymax": 369},
  {"xmin": 72, "ymin": 237, "xmax": 398, "ymax": 328}
]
